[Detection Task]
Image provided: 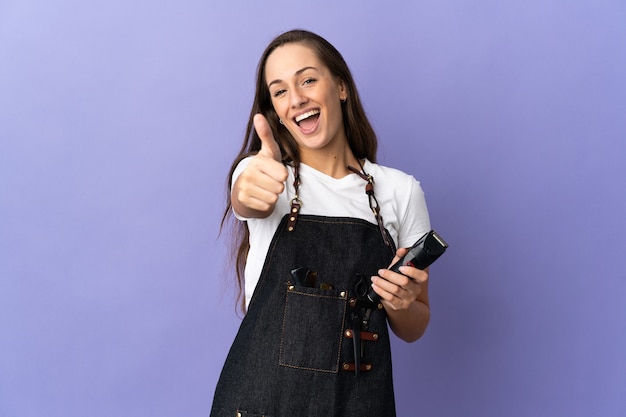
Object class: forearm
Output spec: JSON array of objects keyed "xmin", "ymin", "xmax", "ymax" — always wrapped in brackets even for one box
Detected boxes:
[{"xmin": 386, "ymin": 299, "xmax": 430, "ymax": 343}]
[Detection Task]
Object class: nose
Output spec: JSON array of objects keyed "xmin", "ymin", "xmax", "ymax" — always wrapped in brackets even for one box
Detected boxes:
[{"xmin": 289, "ymin": 87, "xmax": 308, "ymax": 108}]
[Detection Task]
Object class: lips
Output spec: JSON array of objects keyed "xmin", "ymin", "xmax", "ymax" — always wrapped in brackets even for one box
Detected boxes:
[
  {"xmin": 293, "ymin": 109, "xmax": 320, "ymax": 133},
  {"xmin": 295, "ymin": 109, "xmax": 320, "ymax": 123}
]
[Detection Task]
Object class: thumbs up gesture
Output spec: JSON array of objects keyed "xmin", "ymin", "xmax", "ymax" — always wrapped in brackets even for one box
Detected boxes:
[
  {"xmin": 231, "ymin": 114, "xmax": 289, "ymax": 218},
  {"xmin": 254, "ymin": 114, "xmax": 283, "ymax": 162}
]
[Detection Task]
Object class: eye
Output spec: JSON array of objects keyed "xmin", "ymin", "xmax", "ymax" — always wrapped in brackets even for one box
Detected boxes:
[
  {"xmin": 302, "ymin": 78, "xmax": 317, "ymax": 86},
  {"xmin": 272, "ymin": 89, "xmax": 286, "ymax": 98}
]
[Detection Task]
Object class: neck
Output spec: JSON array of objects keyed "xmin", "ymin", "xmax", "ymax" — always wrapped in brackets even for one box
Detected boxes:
[{"xmin": 299, "ymin": 144, "xmax": 361, "ymax": 178}]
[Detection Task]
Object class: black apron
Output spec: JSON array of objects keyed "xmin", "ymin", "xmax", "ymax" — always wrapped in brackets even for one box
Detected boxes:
[{"xmin": 211, "ymin": 210, "xmax": 398, "ymax": 417}]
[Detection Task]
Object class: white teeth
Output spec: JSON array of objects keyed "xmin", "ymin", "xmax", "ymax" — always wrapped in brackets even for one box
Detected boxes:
[{"xmin": 295, "ymin": 110, "xmax": 320, "ymax": 123}]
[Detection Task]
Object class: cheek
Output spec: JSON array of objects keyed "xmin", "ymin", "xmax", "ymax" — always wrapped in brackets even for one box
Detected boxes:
[
  {"xmin": 327, "ymin": 100, "xmax": 344, "ymax": 126},
  {"xmin": 270, "ymin": 98, "xmax": 287, "ymax": 116}
]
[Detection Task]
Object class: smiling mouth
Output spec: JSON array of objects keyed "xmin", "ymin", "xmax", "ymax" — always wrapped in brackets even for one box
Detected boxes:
[{"xmin": 294, "ymin": 109, "xmax": 320, "ymax": 126}]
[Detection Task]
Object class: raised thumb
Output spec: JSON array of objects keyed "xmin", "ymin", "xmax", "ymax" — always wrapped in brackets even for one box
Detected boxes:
[{"xmin": 254, "ymin": 113, "xmax": 282, "ymax": 161}]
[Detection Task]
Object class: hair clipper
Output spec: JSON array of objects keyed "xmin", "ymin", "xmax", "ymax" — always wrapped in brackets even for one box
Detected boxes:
[{"xmin": 367, "ymin": 230, "xmax": 448, "ymax": 303}]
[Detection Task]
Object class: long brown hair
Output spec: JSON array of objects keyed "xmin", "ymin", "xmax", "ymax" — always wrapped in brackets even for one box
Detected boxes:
[{"xmin": 221, "ymin": 29, "xmax": 379, "ymax": 312}]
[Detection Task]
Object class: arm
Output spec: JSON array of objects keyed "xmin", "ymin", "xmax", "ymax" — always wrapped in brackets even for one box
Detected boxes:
[
  {"xmin": 231, "ymin": 114, "xmax": 288, "ymax": 219},
  {"xmin": 371, "ymin": 247, "xmax": 430, "ymax": 343}
]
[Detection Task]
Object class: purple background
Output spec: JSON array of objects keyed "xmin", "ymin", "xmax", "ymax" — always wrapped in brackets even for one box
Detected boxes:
[{"xmin": 1, "ymin": 1, "xmax": 625, "ymax": 416}]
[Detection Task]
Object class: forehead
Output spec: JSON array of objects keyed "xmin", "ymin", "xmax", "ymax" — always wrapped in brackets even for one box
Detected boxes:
[{"xmin": 264, "ymin": 43, "xmax": 325, "ymax": 83}]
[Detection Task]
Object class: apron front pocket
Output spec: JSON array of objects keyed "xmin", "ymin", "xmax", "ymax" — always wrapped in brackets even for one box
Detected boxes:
[{"xmin": 279, "ymin": 284, "xmax": 348, "ymax": 373}]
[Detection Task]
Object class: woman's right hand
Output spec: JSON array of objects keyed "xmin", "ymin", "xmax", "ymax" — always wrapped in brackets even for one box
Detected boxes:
[{"xmin": 231, "ymin": 114, "xmax": 289, "ymax": 218}]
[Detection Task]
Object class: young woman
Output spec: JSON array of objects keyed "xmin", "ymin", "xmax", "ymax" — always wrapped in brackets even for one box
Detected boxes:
[{"xmin": 212, "ymin": 29, "xmax": 431, "ymax": 417}]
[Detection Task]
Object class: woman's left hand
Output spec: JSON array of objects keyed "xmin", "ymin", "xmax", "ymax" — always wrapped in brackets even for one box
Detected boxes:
[{"xmin": 371, "ymin": 247, "xmax": 429, "ymax": 311}]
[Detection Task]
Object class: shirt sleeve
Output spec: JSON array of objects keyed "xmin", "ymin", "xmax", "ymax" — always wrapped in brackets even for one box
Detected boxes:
[
  {"xmin": 397, "ymin": 178, "xmax": 431, "ymax": 249},
  {"xmin": 230, "ymin": 157, "xmax": 254, "ymax": 220}
]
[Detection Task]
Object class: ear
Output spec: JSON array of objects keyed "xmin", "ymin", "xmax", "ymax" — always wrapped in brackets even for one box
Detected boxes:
[{"xmin": 338, "ymin": 79, "xmax": 348, "ymax": 101}]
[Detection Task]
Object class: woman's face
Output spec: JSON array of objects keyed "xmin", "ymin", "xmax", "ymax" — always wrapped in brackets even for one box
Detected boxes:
[{"xmin": 264, "ymin": 42, "xmax": 348, "ymax": 156}]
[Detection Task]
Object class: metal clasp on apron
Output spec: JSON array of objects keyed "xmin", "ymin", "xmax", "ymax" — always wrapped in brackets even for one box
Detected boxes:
[{"xmin": 287, "ymin": 163, "xmax": 301, "ymax": 232}]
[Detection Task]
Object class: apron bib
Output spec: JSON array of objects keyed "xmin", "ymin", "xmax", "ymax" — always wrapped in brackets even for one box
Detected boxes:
[{"xmin": 211, "ymin": 214, "xmax": 397, "ymax": 417}]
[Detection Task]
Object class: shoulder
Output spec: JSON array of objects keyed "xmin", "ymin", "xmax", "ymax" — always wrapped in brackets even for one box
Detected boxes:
[
  {"xmin": 364, "ymin": 160, "xmax": 421, "ymax": 190},
  {"xmin": 364, "ymin": 160, "xmax": 430, "ymax": 247}
]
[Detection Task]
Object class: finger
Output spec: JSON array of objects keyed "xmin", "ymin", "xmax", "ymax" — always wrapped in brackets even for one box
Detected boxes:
[
  {"xmin": 237, "ymin": 170, "xmax": 285, "ymax": 201},
  {"xmin": 239, "ymin": 190, "xmax": 280, "ymax": 212},
  {"xmin": 387, "ymin": 247, "xmax": 409, "ymax": 268},
  {"xmin": 244, "ymin": 157, "xmax": 288, "ymax": 188},
  {"xmin": 371, "ymin": 277, "xmax": 409, "ymax": 309},
  {"xmin": 377, "ymin": 268, "xmax": 414, "ymax": 289},
  {"xmin": 254, "ymin": 113, "xmax": 282, "ymax": 161},
  {"xmin": 396, "ymin": 266, "xmax": 429, "ymax": 284},
  {"xmin": 371, "ymin": 276, "xmax": 400, "ymax": 296},
  {"xmin": 373, "ymin": 274, "xmax": 421, "ymax": 304}
]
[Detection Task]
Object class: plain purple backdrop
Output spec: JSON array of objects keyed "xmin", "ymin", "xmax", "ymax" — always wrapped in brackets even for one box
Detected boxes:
[{"xmin": 1, "ymin": 1, "xmax": 625, "ymax": 416}]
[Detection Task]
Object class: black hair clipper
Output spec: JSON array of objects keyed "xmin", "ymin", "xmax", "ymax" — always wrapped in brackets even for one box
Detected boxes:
[{"xmin": 367, "ymin": 230, "xmax": 448, "ymax": 303}]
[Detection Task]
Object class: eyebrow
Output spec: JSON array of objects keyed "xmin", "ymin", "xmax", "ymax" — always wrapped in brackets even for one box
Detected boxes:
[{"xmin": 267, "ymin": 66, "xmax": 318, "ymax": 89}]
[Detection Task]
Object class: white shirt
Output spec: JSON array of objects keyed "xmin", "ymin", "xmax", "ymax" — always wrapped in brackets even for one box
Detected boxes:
[{"xmin": 233, "ymin": 158, "xmax": 431, "ymax": 307}]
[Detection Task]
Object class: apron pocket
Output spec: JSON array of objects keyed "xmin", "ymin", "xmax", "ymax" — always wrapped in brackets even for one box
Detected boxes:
[{"xmin": 279, "ymin": 284, "xmax": 348, "ymax": 373}]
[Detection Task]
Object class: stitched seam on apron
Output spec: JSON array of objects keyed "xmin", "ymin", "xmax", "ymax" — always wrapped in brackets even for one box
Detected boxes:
[
  {"xmin": 301, "ymin": 217, "xmax": 378, "ymax": 229},
  {"xmin": 279, "ymin": 288, "xmax": 348, "ymax": 373}
]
